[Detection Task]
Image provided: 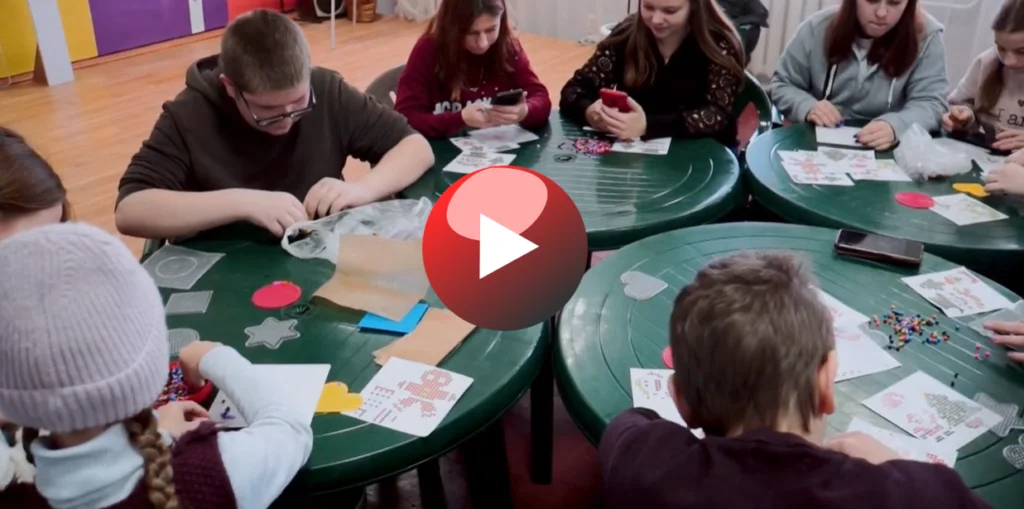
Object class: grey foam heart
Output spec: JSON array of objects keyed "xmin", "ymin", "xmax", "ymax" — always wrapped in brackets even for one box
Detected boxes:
[{"xmin": 621, "ymin": 271, "xmax": 668, "ymax": 301}]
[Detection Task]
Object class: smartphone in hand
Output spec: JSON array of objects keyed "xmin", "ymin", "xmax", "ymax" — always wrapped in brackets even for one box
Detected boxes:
[
  {"xmin": 600, "ymin": 89, "xmax": 631, "ymax": 113},
  {"xmin": 492, "ymin": 89, "xmax": 524, "ymax": 106}
]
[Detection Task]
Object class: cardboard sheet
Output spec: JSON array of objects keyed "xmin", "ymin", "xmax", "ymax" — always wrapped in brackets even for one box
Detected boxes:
[
  {"xmin": 374, "ymin": 308, "xmax": 477, "ymax": 366},
  {"xmin": 314, "ymin": 235, "xmax": 429, "ymax": 321}
]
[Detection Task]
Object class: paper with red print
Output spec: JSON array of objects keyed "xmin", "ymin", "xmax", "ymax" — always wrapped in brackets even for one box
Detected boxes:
[
  {"xmin": 778, "ymin": 150, "xmax": 854, "ymax": 186},
  {"xmin": 862, "ymin": 371, "xmax": 1001, "ymax": 450},
  {"xmin": 846, "ymin": 417, "xmax": 957, "ymax": 467},
  {"xmin": 847, "ymin": 159, "xmax": 912, "ymax": 182},
  {"xmin": 344, "ymin": 357, "xmax": 473, "ymax": 437},
  {"xmin": 630, "ymin": 369, "xmax": 704, "ymax": 438},
  {"xmin": 834, "ymin": 327, "xmax": 901, "ymax": 382},
  {"xmin": 901, "ymin": 267, "xmax": 1013, "ymax": 317}
]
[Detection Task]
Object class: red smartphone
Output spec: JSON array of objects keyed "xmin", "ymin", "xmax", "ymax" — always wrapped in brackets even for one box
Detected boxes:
[{"xmin": 600, "ymin": 88, "xmax": 631, "ymax": 113}]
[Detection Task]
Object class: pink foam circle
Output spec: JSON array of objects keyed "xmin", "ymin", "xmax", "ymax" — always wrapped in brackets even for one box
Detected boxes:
[
  {"xmin": 662, "ymin": 347, "xmax": 673, "ymax": 368},
  {"xmin": 446, "ymin": 166, "xmax": 549, "ymax": 240}
]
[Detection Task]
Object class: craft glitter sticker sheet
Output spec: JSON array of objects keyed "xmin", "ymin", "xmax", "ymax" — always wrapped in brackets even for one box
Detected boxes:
[
  {"xmin": 862, "ymin": 371, "xmax": 1002, "ymax": 450},
  {"xmin": 344, "ymin": 357, "xmax": 473, "ymax": 437},
  {"xmin": 902, "ymin": 267, "xmax": 1013, "ymax": 317}
]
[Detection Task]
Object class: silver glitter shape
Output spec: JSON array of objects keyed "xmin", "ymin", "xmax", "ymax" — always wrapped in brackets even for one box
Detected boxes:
[
  {"xmin": 1004, "ymin": 433, "xmax": 1024, "ymax": 469},
  {"xmin": 165, "ymin": 290, "xmax": 214, "ymax": 315},
  {"xmin": 168, "ymin": 328, "xmax": 201, "ymax": 356},
  {"xmin": 974, "ymin": 393, "xmax": 1024, "ymax": 437},
  {"xmin": 244, "ymin": 317, "xmax": 300, "ymax": 350}
]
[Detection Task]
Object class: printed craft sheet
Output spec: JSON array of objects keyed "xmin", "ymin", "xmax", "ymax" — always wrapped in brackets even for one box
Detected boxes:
[
  {"xmin": 862, "ymin": 371, "xmax": 1002, "ymax": 450},
  {"xmin": 442, "ymin": 152, "xmax": 517, "ymax": 174},
  {"xmin": 930, "ymin": 193, "xmax": 1008, "ymax": 226},
  {"xmin": 611, "ymin": 138, "xmax": 671, "ymax": 155},
  {"xmin": 847, "ymin": 159, "xmax": 911, "ymax": 182},
  {"xmin": 630, "ymin": 369, "xmax": 704, "ymax": 438},
  {"xmin": 902, "ymin": 267, "xmax": 1013, "ymax": 317},
  {"xmin": 846, "ymin": 417, "xmax": 958, "ymax": 466},
  {"xmin": 815, "ymin": 289, "xmax": 870, "ymax": 329},
  {"xmin": 344, "ymin": 357, "xmax": 473, "ymax": 437},
  {"xmin": 468, "ymin": 124, "xmax": 540, "ymax": 145},
  {"xmin": 780, "ymin": 157, "xmax": 855, "ymax": 186},
  {"xmin": 816, "ymin": 126, "xmax": 863, "ymax": 148},
  {"xmin": 449, "ymin": 137, "xmax": 519, "ymax": 153},
  {"xmin": 834, "ymin": 327, "xmax": 901, "ymax": 382}
]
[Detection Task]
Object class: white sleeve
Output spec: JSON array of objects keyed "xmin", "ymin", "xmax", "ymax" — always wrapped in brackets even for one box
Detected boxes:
[{"xmin": 200, "ymin": 347, "xmax": 314, "ymax": 509}]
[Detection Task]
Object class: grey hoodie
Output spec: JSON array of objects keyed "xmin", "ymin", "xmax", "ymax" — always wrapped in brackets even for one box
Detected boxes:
[{"xmin": 769, "ymin": 7, "xmax": 949, "ymax": 135}]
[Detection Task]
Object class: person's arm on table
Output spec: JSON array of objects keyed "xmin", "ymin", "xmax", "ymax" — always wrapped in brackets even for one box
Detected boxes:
[
  {"xmin": 183, "ymin": 343, "xmax": 313, "ymax": 509},
  {"xmin": 875, "ymin": 35, "xmax": 949, "ymax": 137},
  {"xmin": 510, "ymin": 46, "xmax": 552, "ymax": 129},
  {"xmin": 644, "ymin": 39, "xmax": 742, "ymax": 139},
  {"xmin": 769, "ymin": 20, "xmax": 823, "ymax": 124},
  {"xmin": 344, "ymin": 80, "xmax": 435, "ymax": 198},
  {"xmin": 393, "ymin": 37, "xmax": 466, "ymax": 138},
  {"xmin": 114, "ymin": 110, "xmax": 306, "ymax": 239}
]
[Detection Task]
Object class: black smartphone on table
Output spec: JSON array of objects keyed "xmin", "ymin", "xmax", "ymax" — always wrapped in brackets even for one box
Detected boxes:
[
  {"xmin": 834, "ymin": 229, "xmax": 924, "ymax": 268},
  {"xmin": 492, "ymin": 89, "xmax": 524, "ymax": 106}
]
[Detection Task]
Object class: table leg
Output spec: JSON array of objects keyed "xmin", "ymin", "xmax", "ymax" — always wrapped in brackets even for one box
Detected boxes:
[
  {"xmin": 464, "ymin": 421, "xmax": 513, "ymax": 509},
  {"xmin": 530, "ymin": 331, "xmax": 554, "ymax": 484},
  {"xmin": 417, "ymin": 458, "xmax": 448, "ymax": 509}
]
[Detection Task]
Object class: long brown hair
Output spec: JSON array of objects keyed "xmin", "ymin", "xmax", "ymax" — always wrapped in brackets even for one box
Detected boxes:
[
  {"xmin": 0, "ymin": 127, "xmax": 70, "ymax": 222},
  {"xmin": 977, "ymin": 0, "xmax": 1024, "ymax": 113},
  {"xmin": 427, "ymin": 0, "xmax": 518, "ymax": 100},
  {"xmin": 23, "ymin": 410, "xmax": 181, "ymax": 508},
  {"xmin": 600, "ymin": 3, "xmax": 745, "ymax": 89},
  {"xmin": 826, "ymin": 0, "xmax": 923, "ymax": 78}
]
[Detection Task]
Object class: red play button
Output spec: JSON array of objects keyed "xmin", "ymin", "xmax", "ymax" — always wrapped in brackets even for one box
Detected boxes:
[{"xmin": 422, "ymin": 166, "xmax": 588, "ymax": 331}]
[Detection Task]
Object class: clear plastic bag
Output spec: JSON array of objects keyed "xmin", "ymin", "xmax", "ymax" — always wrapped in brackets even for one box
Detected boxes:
[
  {"xmin": 281, "ymin": 198, "xmax": 432, "ymax": 263},
  {"xmin": 893, "ymin": 124, "xmax": 974, "ymax": 180}
]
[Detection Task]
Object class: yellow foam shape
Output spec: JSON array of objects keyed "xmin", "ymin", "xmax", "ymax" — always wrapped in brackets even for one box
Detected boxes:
[
  {"xmin": 315, "ymin": 382, "xmax": 363, "ymax": 413},
  {"xmin": 953, "ymin": 183, "xmax": 989, "ymax": 198}
]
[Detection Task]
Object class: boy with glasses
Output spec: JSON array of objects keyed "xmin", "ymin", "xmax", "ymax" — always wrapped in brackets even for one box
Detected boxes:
[{"xmin": 115, "ymin": 9, "xmax": 434, "ymax": 239}]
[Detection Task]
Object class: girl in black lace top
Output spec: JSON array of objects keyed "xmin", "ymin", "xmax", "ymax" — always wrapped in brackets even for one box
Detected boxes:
[{"xmin": 560, "ymin": 0, "xmax": 746, "ymax": 147}]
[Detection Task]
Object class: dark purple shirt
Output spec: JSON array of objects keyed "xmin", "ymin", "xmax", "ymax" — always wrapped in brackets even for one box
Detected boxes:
[{"xmin": 600, "ymin": 408, "xmax": 993, "ymax": 509}]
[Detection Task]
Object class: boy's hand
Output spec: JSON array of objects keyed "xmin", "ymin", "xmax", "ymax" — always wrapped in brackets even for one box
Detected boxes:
[
  {"xmin": 856, "ymin": 121, "xmax": 896, "ymax": 150},
  {"xmin": 234, "ymin": 189, "xmax": 308, "ymax": 238},
  {"xmin": 825, "ymin": 432, "xmax": 900, "ymax": 464},
  {"xmin": 177, "ymin": 341, "xmax": 222, "ymax": 388},
  {"xmin": 156, "ymin": 401, "xmax": 209, "ymax": 439},
  {"xmin": 303, "ymin": 177, "xmax": 373, "ymax": 219}
]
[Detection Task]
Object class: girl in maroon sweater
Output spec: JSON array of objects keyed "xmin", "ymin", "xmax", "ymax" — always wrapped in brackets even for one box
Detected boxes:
[{"xmin": 394, "ymin": 0, "xmax": 552, "ymax": 138}]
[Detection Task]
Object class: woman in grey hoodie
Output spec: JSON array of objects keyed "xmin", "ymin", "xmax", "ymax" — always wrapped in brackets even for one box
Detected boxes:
[{"xmin": 770, "ymin": 0, "xmax": 949, "ymax": 150}]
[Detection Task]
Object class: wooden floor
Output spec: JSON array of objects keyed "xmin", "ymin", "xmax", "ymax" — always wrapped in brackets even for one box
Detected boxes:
[{"xmin": 0, "ymin": 16, "xmax": 593, "ymax": 255}]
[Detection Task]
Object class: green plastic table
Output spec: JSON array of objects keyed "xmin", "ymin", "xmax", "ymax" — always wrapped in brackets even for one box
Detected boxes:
[
  {"xmin": 401, "ymin": 110, "xmax": 745, "ymax": 251},
  {"xmin": 150, "ymin": 225, "xmax": 546, "ymax": 504},
  {"xmin": 745, "ymin": 123, "xmax": 1024, "ymax": 278},
  {"xmin": 556, "ymin": 222, "xmax": 1024, "ymax": 508}
]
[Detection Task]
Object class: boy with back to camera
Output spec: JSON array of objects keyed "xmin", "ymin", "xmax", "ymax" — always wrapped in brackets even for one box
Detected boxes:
[{"xmin": 599, "ymin": 251, "xmax": 992, "ymax": 509}]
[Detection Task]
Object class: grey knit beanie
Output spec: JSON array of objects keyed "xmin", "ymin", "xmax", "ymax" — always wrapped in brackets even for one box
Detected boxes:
[{"xmin": 0, "ymin": 223, "xmax": 168, "ymax": 433}]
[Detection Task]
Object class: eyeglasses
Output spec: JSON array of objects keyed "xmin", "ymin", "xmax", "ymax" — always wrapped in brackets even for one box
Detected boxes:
[{"xmin": 239, "ymin": 86, "xmax": 317, "ymax": 127}]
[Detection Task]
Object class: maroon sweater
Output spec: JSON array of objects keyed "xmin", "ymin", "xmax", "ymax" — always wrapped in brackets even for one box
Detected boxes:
[
  {"xmin": 1, "ymin": 422, "xmax": 236, "ymax": 509},
  {"xmin": 601, "ymin": 409, "xmax": 994, "ymax": 509},
  {"xmin": 394, "ymin": 33, "xmax": 552, "ymax": 138}
]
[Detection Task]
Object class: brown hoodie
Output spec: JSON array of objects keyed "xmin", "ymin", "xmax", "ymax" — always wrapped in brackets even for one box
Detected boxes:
[{"xmin": 117, "ymin": 55, "xmax": 415, "ymax": 206}]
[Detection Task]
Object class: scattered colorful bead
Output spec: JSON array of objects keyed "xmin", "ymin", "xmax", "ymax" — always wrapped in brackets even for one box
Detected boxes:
[{"xmin": 155, "ymin": 365, "xmax": 190, "ymax": 407}]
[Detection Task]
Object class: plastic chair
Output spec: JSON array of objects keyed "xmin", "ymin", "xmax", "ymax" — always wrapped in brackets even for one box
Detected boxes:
[
  {"xmin": 734, "ymin": 71, "xmax": 775, "ymax": 139},
  {"xmin": 365, "ymin": 64, "xmax": 405, "ymax": 109},
  {"xmin": 141, "ymin": 238, "xmax": 166, "ymax": 260}
]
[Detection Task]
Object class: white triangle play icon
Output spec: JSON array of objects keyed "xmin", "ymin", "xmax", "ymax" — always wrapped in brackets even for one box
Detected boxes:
[{"xmin": 479, "ymin": 213, "xmax": 539, "ymax": 279}]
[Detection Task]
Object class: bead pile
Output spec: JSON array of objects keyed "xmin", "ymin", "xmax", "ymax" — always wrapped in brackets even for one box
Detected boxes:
[
  {"xmin": 872, "ymin": 304, "xmax": 949, "ymax": 352},
  {"xmin": 570, "ymin": 138, "xmax": 613, "ymax": 156},
  {"xmin": 155, "ymin": 364, "xmax": 190, "ymax": 407},
  {"xmin": 871, "ymin": 304, "xmax": 992, "ymax": 360}
]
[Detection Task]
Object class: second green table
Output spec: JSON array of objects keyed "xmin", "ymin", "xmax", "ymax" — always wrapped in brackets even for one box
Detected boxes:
[{"xmin": 401, "ymin": 110, "xmax": 744, "ymax": 250}]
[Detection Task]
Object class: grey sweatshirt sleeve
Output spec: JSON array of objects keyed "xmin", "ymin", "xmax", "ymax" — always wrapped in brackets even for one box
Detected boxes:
[
  {"xmin": 769, "ymin": 20, "xmax": 821, "ymax": 123},
  {"xmin": 877, "ymin": 33, "xmax": 950, "ymax": 136},
  {"xmin": 202, "ymin": 346, "xmax": 314, "ymax": 509}
]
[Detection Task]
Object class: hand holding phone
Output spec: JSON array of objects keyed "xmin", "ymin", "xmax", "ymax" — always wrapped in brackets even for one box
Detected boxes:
[
  {"xmin": 600, "ymin": 89, "xmax": 631, "ymax": 113},
  {"xmin": 492, "ymin": 89, "xmax": 524, "ymax": 106},
  {"xmin": 834, "ymin": 229, "xmax": 923, "ymax": 268}
]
